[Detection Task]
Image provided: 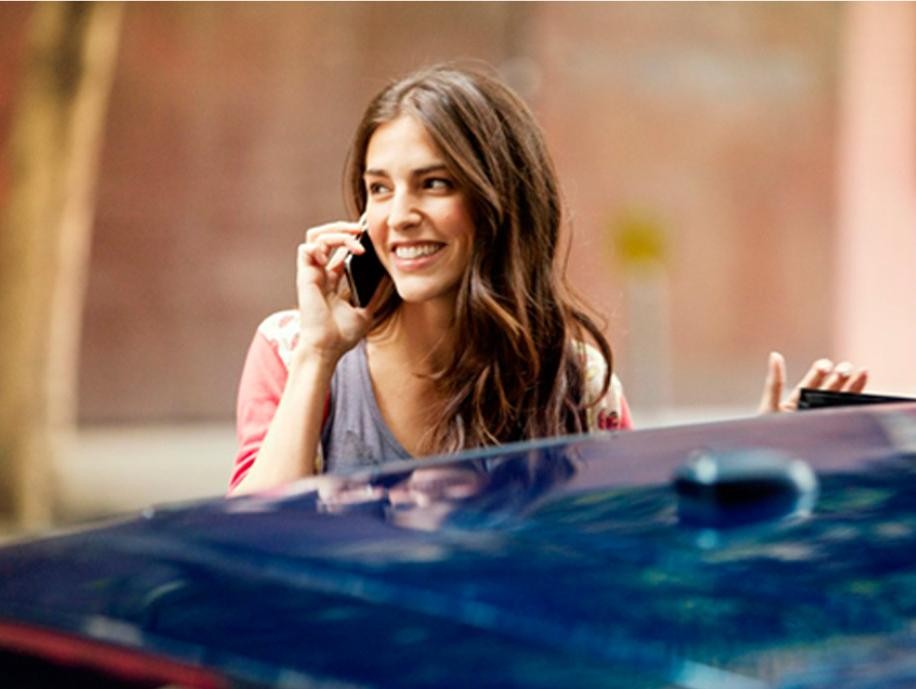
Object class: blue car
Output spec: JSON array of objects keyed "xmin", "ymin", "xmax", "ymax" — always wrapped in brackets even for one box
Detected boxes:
[{"xmin": 1, "ymin": 402, "xmax": 916, "ymax": 688}]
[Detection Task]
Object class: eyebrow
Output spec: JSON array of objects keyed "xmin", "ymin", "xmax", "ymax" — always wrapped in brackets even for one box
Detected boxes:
[{"xmin": 363, "ymin": 163, "xmax": 450, "ymax": 178}]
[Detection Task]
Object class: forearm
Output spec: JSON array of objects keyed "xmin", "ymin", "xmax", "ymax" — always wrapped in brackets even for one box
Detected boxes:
[{"xmin": 230, "ymin": 354, "xmax": 335, "ymax": 496}]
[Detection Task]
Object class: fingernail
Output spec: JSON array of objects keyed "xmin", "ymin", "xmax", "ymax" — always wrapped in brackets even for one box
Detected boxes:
[
  {"xmin": 835, "ymin": 361, "xmax": 853, "ymax": 376},
  {"xmin": 816, "ymin": 358, "xmax": 833, "ymax": 372}
]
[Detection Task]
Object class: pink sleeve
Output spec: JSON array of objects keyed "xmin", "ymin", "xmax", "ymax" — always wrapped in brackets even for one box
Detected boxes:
[
  {"xmin": 593, "ymin": 391, "xmax": 634, "ymax": 431},
  {"xmin": 229, "ymin": 331, "xmax": 289, "ymax": 492},
  {"xmin": 617, "ymin": 394, "xmax": 634, "ymax": 430},
  {"xmin": 580, "ymin": 342, "xmax": 633, "ymax": 432}
]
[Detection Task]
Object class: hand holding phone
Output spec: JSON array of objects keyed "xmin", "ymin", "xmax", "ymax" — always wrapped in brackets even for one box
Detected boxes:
[{"xmin": 344, "ymin": 214, "xmax": 388, "ymax": 308}]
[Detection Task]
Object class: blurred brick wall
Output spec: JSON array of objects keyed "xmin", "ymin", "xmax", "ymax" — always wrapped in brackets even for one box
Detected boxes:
[
  {"xmin": 77, "ymin": 3, "xmax": 519, "ymax": 422},
  {"xmin": 1, "ymin": 4, "xmax": 847, "ymax": 423},
  {"xmin": 530, "ymin": 3, "xmax": 839, "ymax": 407}
]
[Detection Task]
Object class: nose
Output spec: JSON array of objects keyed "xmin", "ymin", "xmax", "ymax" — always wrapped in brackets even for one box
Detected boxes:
[{"xmin": 386, "ymin": 189, "xmax": 421, "ymax": 232}]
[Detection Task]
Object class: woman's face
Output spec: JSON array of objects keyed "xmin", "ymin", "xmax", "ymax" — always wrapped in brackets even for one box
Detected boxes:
[{"xmin": 363, "ymin": 115, "xmax": 475, "ymax": 308}]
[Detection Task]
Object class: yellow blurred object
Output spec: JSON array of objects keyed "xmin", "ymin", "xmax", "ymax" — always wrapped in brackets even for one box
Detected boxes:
[{"xmin": 608, "ymin": 211, "xmax": 668, "ymax": 268}]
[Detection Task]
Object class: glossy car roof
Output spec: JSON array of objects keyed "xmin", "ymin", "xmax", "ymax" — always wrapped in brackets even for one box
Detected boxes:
[{"xmin": 1, "ymin": 403, "xmax": 915, "ymax": 688}]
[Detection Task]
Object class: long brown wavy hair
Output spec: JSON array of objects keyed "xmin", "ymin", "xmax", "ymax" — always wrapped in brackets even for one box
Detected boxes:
[{"xmin": 344, "ymin": 63, "xmax": 613, "ymax": 454}]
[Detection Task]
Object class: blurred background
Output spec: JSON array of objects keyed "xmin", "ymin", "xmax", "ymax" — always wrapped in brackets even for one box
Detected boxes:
[{"xmin": 1, "ymin": 2, "xmax": 914, "ymax": 528}]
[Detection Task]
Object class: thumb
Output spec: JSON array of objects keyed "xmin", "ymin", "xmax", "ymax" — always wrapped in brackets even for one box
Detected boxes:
[{"xmin": 758, "ymin": 351, "xmax": 786, "ymax": 413}]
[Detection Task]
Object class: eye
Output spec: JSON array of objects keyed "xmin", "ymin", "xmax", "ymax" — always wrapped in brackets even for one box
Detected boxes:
[
  {"xmin": 423, "ymin": 177, "xmax": 454, "ymax": 191},
  {"xmin": 366, "ymin": 180, "xmax": 391, "ymax": 195}
]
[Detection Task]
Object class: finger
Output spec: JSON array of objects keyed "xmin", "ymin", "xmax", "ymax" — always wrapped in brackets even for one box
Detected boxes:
[
  {"xmin": 327, "ymin": 247, "xmax": 349, "ymax": 272},
  {"xmin": 305, "ymin": 220, "xmax": 364, "ymax": 239},
  {"xmin": 298, "ymin": 243, "xmax": 333, "ymax": 289},
  {"xmin": 822, "ymin": 361, "xmax": 853, "ymax": 391},
  {"xmin": 782, "ymin": 358, "xmax": 833, "ymax": 411},
  {"xmin": 795, "ymin": 358, "xmax": 834, "ymax": 390},
  {"xmin": 298, "ymin": 243, "xmax": 324, "ymax": 271},
  {"xmin": 758, "ymin": 351, "xmax": 786, "ymax": 413},
  {"xmin": 843, "ymin": 369, "xmax": 868, "ymax": 393},
  {"xmin": 301, "ymin": 241, "xmax": 332, "ymax": 267},
  {"xmin": 305, "ymin": 232, "xmax": 365, "ymax": 256},
  {"xmin": 305, "ymin": 221, "xmax": 364, "ymax": 243},
  {"xmin": 327, "ymin": 247, "xmax": 355, "ymax": 284}
]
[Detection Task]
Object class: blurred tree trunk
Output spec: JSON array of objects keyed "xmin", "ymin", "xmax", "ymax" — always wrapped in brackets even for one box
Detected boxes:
[{"xmin": 0, "ymin": 3, "xmax": 123, "ymax": 529}]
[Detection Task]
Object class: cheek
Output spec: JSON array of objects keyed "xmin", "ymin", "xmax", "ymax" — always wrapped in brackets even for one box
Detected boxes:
[
  {"xmin": 441, "ymin": 204, "xmax": 476, "ymax": 242},
  {"xmin": 367, "ymin": 221, "xmax": 386, "ymax": 249},
  {"xmin": 367, "ymin": 226, "xmax": 393, "ymax": 272}
]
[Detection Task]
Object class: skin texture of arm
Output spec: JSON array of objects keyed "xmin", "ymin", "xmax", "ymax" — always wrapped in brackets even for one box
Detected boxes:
[{"xmin": 230, "ymin": 352, "xmax": 334, "ymax": 495}]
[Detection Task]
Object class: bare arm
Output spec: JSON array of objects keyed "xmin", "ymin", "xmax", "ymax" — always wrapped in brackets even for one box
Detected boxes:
[
  {"xmin": 230, "ymin": 218, "xmax": 379, "ymax": 496},
  {"xmin": 230, "ymin": 353, "xmax": 334, "ymax": 495}
]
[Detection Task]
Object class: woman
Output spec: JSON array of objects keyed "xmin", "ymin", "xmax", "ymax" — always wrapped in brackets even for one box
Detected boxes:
[{"xmin": 229, "ymin": 64, "xmax": 866, "ymax": 496}]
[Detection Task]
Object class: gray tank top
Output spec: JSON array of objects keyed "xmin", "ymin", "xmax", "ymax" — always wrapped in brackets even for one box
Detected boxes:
[{"xmin": 320, "ymin": 340, "xmax": 412, "ymax": 472}]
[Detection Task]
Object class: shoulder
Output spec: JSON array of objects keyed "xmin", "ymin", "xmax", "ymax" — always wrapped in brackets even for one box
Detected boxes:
[
  {"xmin": 574, "ymin": 341, "xmax": 622, "ymax": 396},
  {"xmin": 238, "ymin": 311, "xmax": 298, "ymax": 399},
  {"xmin": 256, "ymin": 309, "xmax": 300, "ymax": 369},
  {"xmin": 574, "ymin": 340, "xmax": 630, "ymax": 431}
]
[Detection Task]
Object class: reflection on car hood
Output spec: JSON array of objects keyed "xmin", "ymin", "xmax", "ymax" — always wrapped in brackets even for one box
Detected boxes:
[{"xmin": 1, "ymin": 404, "xmax": 916, "ymax": 689}]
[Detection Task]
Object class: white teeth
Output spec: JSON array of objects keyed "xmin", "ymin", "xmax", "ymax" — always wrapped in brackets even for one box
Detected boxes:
[{"xmin": 394, "ymin": 243, "xmax": 442, "ymax": 259}]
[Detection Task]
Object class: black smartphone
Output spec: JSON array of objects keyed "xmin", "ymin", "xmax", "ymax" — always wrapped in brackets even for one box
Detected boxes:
[
  {"xmin": 798, "ymin": 388, "xmax": 916, "ymax": 410},
  {"xmin": 344, "ymin": 229, "xmax": 387, "ymax": 308}
]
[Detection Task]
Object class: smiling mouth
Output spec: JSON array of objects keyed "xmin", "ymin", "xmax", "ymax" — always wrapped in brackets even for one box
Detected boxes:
[{"xmin": 393, "ymin": 243, "xmax": 445, "ymax": 259}]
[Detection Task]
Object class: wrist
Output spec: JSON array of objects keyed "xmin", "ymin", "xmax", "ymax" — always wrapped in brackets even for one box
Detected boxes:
[{"xmin": 289, "ymin": 342, "xmax": 343, "ymax": 375}]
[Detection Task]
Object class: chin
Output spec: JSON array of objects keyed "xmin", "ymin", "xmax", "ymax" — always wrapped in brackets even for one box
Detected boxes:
[
  {"xmin": 392, "ymin": 278, "xmax": 459, "ymax": 305},
  {"xmin": 395, "ymin": 287, "xmax": 442, "ymax": 304}
]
